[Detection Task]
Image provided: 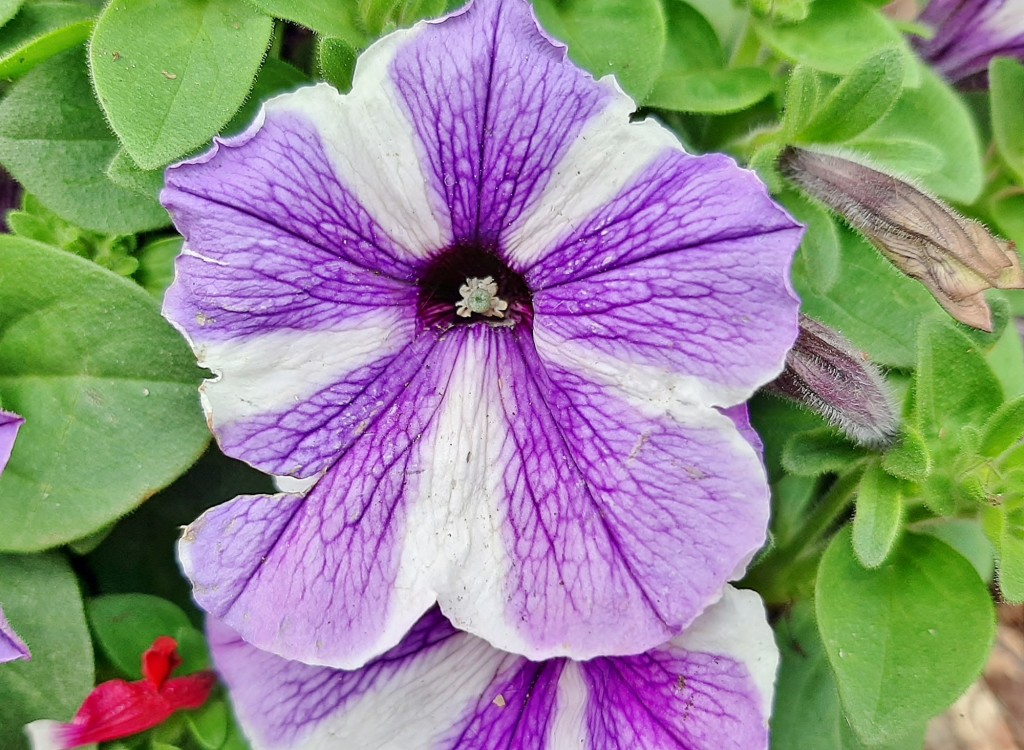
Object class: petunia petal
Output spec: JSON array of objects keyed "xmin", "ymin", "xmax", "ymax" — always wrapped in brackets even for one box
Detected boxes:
[
  {"xmin": 0, "ymin": 602, "xmax": 29, "ymax": 663},
  {"xmin": 208, "ymin": 587, "xmax": 776, "ymax": 750},
  {"xmin": 182, "ymin": 325, "xmax": 768, "ymax": 666},
  {"xmin": 916, "ymin": 0, "xmax": 1024, "ymax": 85},
  {"xmin": 389, "ymin": 0, "xmax": 617, "ymax": 246},
  {"xmin": 527, "ymin": 150, "xmax": 801, "ymax": 409},
  {"xmin": 0, "ymin": 409, "xmax": 23, "ymax": 476}
]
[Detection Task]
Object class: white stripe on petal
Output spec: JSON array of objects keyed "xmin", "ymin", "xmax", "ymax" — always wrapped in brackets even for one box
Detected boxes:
[
  {"xmin": 549, "ymin": 663, "xmax": 590, "ymax": 746},
  {"xmin": 672, "ymin": 586, "xmax": 779, "ymax": 718},
  {"xmin": 397, "ymin": 331, "xmax": 516, "ymax": 644},
  {"xmin": 264, "ymin": 32, "xmax": 452, "ymax": 259},
  {"xmin": 503, "ymin": 85, "xmax": 681, "ymax": 270},
  {"xmin": 534, "ymin": 327, "xmax": 751, "ymax": 416},
  {"xmin": 198, "ymin": 307, "xmax": 414, "ymax": 430}
]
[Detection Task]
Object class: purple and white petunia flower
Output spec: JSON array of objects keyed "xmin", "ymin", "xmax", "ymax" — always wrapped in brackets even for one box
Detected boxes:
[
  {"xmin": 164, "ymin": 0, "xmax": 801, "ymax": 668},
  {"xmin": 915, "ymin": 0, "xmax": 1024, "ymax": 86},
  {"xmin": 210, "ymin": 586, "xmax": 778, "ymax": 750},
  {"xmin": 0, "ymin": 409, "xmax": 29, "ymax": 664}
]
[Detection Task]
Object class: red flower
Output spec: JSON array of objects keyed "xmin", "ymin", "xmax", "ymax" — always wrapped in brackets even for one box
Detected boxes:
[{"xmin": 26, "ymin": 636, "xmax": 216, "ymax": 749}]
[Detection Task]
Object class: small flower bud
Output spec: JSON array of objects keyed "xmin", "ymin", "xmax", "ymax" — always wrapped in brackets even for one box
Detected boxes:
[
  {"xmin": 779, "ymin": 146, "xmax": 1024, "ymax": 332},
  {"xmin": 766, "ymin": 315, "xmax": 899, "ymax": 447}
]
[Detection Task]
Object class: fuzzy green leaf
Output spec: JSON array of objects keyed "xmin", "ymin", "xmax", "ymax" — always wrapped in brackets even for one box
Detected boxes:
[
  {"xmin": 816, "ymin": 529, "xmax": 996, "ymax": 744},
  {"xmin": 782, "ymin": 428, "xmax": 865, "ymax": 477},
  {"xmin": 0, "ymin": 237, "xmax": 209, "ymax": 551},
  {"xmin": 0, "ymin": 47, "xmax": 168, "ymax": 234},
  {"xmin": 754, "ymin": 0, "xmax": 917, "ymax": 84},
  {"xmin": 0, "ymin": 553, "xmax": 93, "ymax": 750},
  {"xmin": 798, "ymin": 46, "xmax": 904, "ymax": 143},
  {"xmin": 0, "ymin": 1, "xmax": 93, "ymax": 78},
  {"xmin": 532, "ymin": 0, "xmax": 666, "ymax": 100},
  {"xmin": 881, "ymin": 427, "xmax": 931, "ymax": 482},
  {"xmin": 646, "ymin": 67, "xmax": 773, "ymax": 113},
  {"xmin": 991, "ymin": 56, "xmax": 1024, "ymax": 183},
  {"xmin": 90, "ymin": 0, "xmax": 272, "ymax": 169},
  {"xmin": 852, "ymin": 463, "xmax": 903, "ymax": 568}
]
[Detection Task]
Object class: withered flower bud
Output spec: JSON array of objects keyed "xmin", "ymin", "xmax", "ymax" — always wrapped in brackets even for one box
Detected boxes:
[
  {"xmin": 779, "ymin": 146, "xmax": 1024, "ymax": 332},
  {"xmin": 766, "ymin": 315, "xmax": 899, "ymax": 447}
]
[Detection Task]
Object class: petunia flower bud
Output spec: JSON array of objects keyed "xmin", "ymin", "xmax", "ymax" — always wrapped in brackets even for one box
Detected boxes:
[
  {"xmin": 766, "ymin": 315, "xmax": 899, "ymax": 447},
  {"xmin": 24, "ymin": 636, "xmax": 216, "ymax": 750},
  {"xmin": 780, "ymin": 146, "xmax": 1024, "ymax": 331}
]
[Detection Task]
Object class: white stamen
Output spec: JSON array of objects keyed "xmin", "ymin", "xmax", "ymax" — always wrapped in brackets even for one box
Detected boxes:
[{"xmin": 456, "ymin": 276, "xmax": 509, "ymax": 319}]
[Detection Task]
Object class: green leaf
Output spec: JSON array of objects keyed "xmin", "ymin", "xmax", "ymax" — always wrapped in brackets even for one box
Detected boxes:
[
  {"xmin": 990, "ymin": 56, "xmax": 1024, "ymax": 183},
  {"xmin": 87, "ymin": 594, "xmax": 194, "ymax": 678},
  {"xmin": 881, "ymin": 426, "xmax": 931, "ymax": 482},
  {"xmin": 136, "ymin": 235, "xmax": 183, "ymax": 299},
  {"xmin": 107, "ymin": 148, "xmax": 164, "ymax": 200},
  {"xmin": 919, "ymin": 519, "xmax": 994, "ymax": 584},
  {"xmin": 841, "ymin": 137, "xmax": 944, "ymax": 176},
  {"xmin": 532, "ymin": 0, "xmax": 665, "ymax": 101},
  {"xmin": 317, "ymin": 36, "xmax": 359, "ymax": 94},
  {"xmin": 186, "ymin": 699, "xmax": 229, "ymax": 750},
  {"xmin": 852, "ymin": 65, "xmax": 984, "ymax": 203},
  {"xmin": 816, "ymin": 529, "xmax": 996, "ymax": 744},
  {"xmin": 782, "ymin": 428, "xmax": 865, "ymax": 477},
  {"xmin": 753, "ymin": 0, "xmax": 918, "ymax": 85},
  {"xmin": 247, "ymin": 0, "xmax": 365, "ymax": 44},
  {"xmin": 980, "ymin": 396, "xmax": 1024, "ymax": 457},
  {"xmin": 783, "ymin": 65, "xmax": 821, "ymax": 139},
  {"xmin": 0, "ymin": 553, "xmax": 93, "ymax": 750},
  {"xmin": 658, "ymin": 0, "xmax": 724, "ymax": 75},
  {"xmin": 914, "ymin": 317, "xmax": 1004, "ymax": 438},
  {"xmin": 0, "ymin": 237, "xmax": 210, "ymax": 551},
  {"xmin": 0, "ymin": 0, "xmax": 24, "ymax": 27},
  {"xmin": 771, "ymin": 601, "xmax": 926, "ymax": 750},
  {"xmin": 770, "ymin": 474, "xmax": 819, "ymax": 547},
  {"xmin": 0, "ymin": 1, "xmax": 93, "ymax": 79},
  {"xmin": 986, "ymin": 300, "xmax": 1024, "ymax": 398},
  {"xmin": 798, "ymin": 46, "xmax": 904, "ymax": 143},
  {"xmin": 780, "ymin": 190, "xmax": 840, "ymax": 293},
  {"xmin": 90, "ymin": 0, "xmax": 273, "ymax": 169},
  {"xmin": 795, "ymin": 225, "xmax": 939, "ymax": 368},
  {"xmin": 852, "ymin": 463, "xmax": 903, "ymax": 568},
  {"xmin": 0, "ymin": 47, "xmax": 169, "ymax": 234},
  {"xmin": 982, "ymin": 504, "xmax": 1024, "ymax": 603},
  {"xmin": 645, "ymin": 67, "xmax": 774, "ymax": 114}
]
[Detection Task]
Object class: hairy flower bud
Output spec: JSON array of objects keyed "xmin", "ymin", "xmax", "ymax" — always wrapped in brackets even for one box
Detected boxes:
[
  {"xmin": 780, "ymin": 146, "xmax": 1024, "ymax": 331},
  {"xmin": 767, "ymin": 315, "xmax": 899, "ymax": 447}
]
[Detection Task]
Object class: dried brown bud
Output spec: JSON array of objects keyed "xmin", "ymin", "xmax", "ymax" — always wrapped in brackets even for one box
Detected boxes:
[
  {"xmin": 767, "ymin": 315, "xmax": 899, "ymax": 447},
  {"xmin": 779, "ymin": 146, "xmax": 1024, "ymax": 331}
]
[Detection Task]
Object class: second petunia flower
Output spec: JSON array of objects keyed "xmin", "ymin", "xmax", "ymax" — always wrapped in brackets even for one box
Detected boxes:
[{"xmin": 163, "ymin": 0, "xmax": 801, "ymax": 669}]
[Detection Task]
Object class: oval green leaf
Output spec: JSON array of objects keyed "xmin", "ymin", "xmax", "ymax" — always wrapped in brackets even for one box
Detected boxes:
[
  {"xmin": 90, "ymin": 0, "xmax": 273, "ymax": 169},
  {"xmin": 645, "ymin": 67, "xmax": 773, "ymax": 114},
  {"xmin": 0, "ymin": 237, "xmax": 210, "ymax": 551},
  {"xmin": 816, "ymin": 529, "xmax": 996, "ymax": 744},
  {"xmin": 0, "ymin": 47, "xmax": 168, "ymax": 234},
  {"xmin": 754, "ymin": 0, "xmax": 918, "ymax": 85},
  {"xmin": 532, "ymin": 0, "xmax": 666, "ymax": 101},
  {"xmin": 0, "ymin": 553, "xmax": 93, "ymax": 750},
  {"xmin": 0, "ymin": 1, "xmax": 93, "ymax": 79},
  {"xmin": 852, "ymin": 463, "xmax": 903, "ymax": 568}
]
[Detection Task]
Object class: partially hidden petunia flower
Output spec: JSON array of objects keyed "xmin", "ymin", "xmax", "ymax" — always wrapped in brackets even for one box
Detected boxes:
[
  {"xmin": 0, "ymin": 602, "xmax": 29, "ymax": 664},
  {"xmin": 914, "ymin": 0, "xmax": 1024, "ymax": 86},
  {"xmin": 25, "ymin": 636, "xmax": 216, "ymax": 749},
  {"xmin": 163, "ymin": 0, "xmax": 802, "ymax": 669},
  {"xmin": 209, "ymin": 586, "xmax": 778, "ymax": 750},
  {"xmin": 0, "ymin": 409, "xmax": 28, "ymax": 664}
]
